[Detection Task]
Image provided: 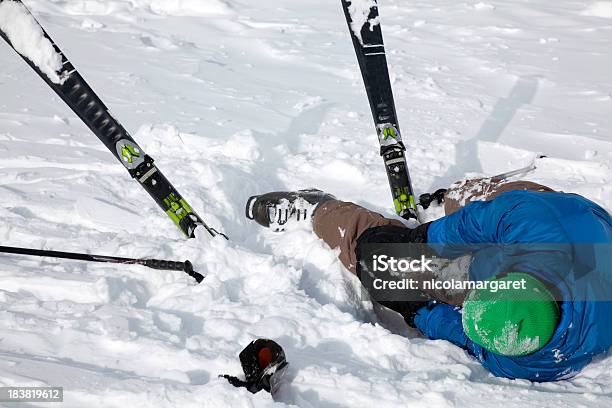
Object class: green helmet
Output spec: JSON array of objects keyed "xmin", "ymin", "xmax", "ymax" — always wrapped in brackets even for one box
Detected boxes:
[{"xmin": 462, "ymin": 273, "xmax": 560, "ymax": 356}]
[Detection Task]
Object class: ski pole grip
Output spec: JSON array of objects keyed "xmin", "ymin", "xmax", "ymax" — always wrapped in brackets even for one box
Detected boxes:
[
  {"xmin": 183, "ymin": 260, "xmax": 205, "ymax": 284},
  {"xmin": 144, "ymin": 259, "xmax": 204, "ymax": 283},
  {"xmin": 145, "ymin": 259, "xmax": 184, "ymax": 271}
]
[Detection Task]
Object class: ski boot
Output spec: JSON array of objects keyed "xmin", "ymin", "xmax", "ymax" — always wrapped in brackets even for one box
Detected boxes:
[{"xmin": 245, "ymin": 189, "xmax": 336, "ymax": 231}]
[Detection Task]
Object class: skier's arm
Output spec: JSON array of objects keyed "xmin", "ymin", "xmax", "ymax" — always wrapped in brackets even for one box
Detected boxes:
[
  {"xmin": 412, "ymin": 303, "xmax": 512, "ymax": 375},
  {"xmin": 412, "ymin": 302, "xmax": 574, "ymax": 382},
  {"xmin": 413, "ymin": 303, "xmax": 471, "ymax": 350}
]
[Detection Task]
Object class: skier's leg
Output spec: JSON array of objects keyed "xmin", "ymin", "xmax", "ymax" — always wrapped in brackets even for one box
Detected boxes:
[
  {"xmin": 313, "ymin": 200, "xmax": 404, "ymax": 274},
  {"xmin": 245, "ymin": 190, "xmax": 405, "ymax": 274},
  {"xmin": 444, "ymin": 179, "xmax": 554, "ymax": 215}
]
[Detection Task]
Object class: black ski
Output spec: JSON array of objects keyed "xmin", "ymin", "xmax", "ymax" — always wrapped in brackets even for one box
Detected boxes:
[
  {"xmin": 341, "ymin": 0, "xmax": 418, "ymax": 220},
  {"xmin": 0, "ymin": 0, "xmax": 225, "ymax": 239}
]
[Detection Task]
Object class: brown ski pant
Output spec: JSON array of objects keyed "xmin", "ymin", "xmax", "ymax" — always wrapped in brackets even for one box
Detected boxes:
[{"xmin": 312, "ymin": 179, "xmax": 553, "ymax": 304}]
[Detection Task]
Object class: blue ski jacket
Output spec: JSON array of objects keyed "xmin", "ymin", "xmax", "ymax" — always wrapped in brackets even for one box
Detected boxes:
[{"xmin": 415, "ymin": 190, "xmax": 612, "ymax": 381}]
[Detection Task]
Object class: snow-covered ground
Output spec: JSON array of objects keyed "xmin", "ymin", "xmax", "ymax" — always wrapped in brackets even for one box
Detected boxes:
[{"xmin": 0, "ymin": 0, "xmax": 611, "ymax": 406}]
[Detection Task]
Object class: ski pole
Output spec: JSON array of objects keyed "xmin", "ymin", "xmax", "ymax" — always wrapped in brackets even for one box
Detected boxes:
[{"xmin": 0, "ymin": 245, "xmax": 204, "ymax": 283}]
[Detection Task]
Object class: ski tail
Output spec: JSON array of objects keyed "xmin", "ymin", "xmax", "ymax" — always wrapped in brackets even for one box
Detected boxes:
[
  {"xmin": 0, "ymin": 0, "xmax": 224, "ymax": 239},
  {"xmin": 341, "ymin": 0, "xmax": 419, "ymax": 220},
  {"xmin": 418, "ymin": 155, "xmax": 546, "ymax": 210},
  {"xmin": 490, "ymin": 155, "xmax": 545, "ymax": 182}
]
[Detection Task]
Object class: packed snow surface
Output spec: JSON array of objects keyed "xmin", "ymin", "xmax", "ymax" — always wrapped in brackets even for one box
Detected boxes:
[
  {"xmin": 0, "ymin": 0, "xmax": 611, "ymax": 407},
  {"xmin": 582, "ymin": 1, "xmax": 612, "ymax": 18},
  {"xmin": 0, "ymin": 0, "xmax": 65, "ymax": 83}
]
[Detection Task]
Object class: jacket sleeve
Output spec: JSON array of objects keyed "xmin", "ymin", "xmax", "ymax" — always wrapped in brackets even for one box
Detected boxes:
[
  {"xmin": 412, "ymin": 303, "xmax": 532, "ymax": 380},
  {"xmin": 413, "ymin": 303, "xmax": 472, "ymax": 350},
  {"xmin": 412, "ymin": 296, "xmax": 585, "ymax": 382}
]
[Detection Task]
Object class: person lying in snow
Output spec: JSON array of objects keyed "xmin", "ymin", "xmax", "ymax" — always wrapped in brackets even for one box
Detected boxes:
[{"xmin": 245, "ymin": 178, "xmax": 612, "ymax": 382}]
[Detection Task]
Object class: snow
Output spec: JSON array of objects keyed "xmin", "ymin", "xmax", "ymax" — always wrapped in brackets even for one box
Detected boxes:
[
  {"xmin": 0, "ymin": 0, "xmax": 65, "ymax": 84},
  {"xmin": 139, "ymin": 0, "xmax": 232, "ymax": 17},
  {"xmin": 0, "ymin": 0, "xmax": 611, "ymax": 407},
  {"xmin": 490, "ymin": 320, "xmax": 540, "ymax": 357},
  {"xmin": 346, "ymin": 0, "xmax": 380, "ymax": 44},
  {"xmin": 32, "ymin": 0, "xmax": 232, "ymax": 17},
  {"xmin": 582, "ymin": 1, "xmax": 612, "ymax": 18}
]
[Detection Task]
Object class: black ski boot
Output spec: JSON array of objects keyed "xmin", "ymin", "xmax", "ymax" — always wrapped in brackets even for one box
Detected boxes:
[{"xmin": 246, "ymin": 189, "xmax": 336, "ymax": 231}]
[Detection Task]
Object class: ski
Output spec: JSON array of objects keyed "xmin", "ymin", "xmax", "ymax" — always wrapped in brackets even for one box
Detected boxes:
[
  {"xmin": 418, "ymin": 155, "xmax": 546, "ymax": 209},
  {"xmin": 490, "ymin": 155, "xmax": 545, "ymax": 182},
  {"xmin": 341, "ymin": 0, "xmax": 418, "ymax": 221},
  {"xmin": 0, "ymin": 0, "xmax": 225, "ymax": 239}
]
